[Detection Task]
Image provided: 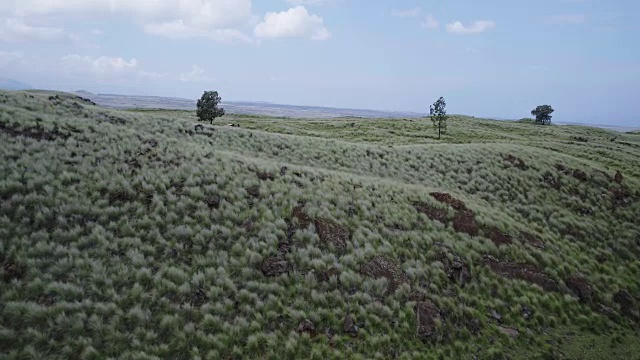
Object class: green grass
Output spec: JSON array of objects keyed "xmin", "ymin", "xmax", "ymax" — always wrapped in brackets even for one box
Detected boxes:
[{"xmin": 1, "ymin": 90, "xmax": 639, "ymax": 359}]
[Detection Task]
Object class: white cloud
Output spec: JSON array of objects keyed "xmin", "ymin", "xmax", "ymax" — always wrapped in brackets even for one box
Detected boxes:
[
  {"xmin": 465, "ymin": 47, "xmax": 479, "ymax": 53},
  {"xmin": 2, "ymin": 0, "xmax": 254, "ymax": 43},
  {"xmin": 143, "ymin": 20, "xmax": 254, "ymax": 44},
  {"xmin": 446, "ymin": 20, "xmax": 495, "ymax": 34},
  {"xmin": 547, "ymin": 14, "xmax": 586, "ymax": 25},
  {"xmin": 286, "ymin": 0, "xmax": 331, "ymax": 5},
  {"xmin": 254, "ymin": 6, "xmax": 330, "ymax": 40},
  {"xmin": 0, "ymin": 18, "xmax": 78, "ymax": 42},
  {"xmin": 421, "ymin": 15, "xmax": 439, "ymax": 29},
  {"xmin": 391, "ymin": 7, "xmax": 422, "ymax": 18},
  {"xmin": 61, "ymin": 55, "xmax": 138, "ymax": 78},
  {"xmin": 179, "ymin": 65, "xmax": 214, "ymax": 82},
  {"xmin": 0, "ymin": 50, "xmax": 22, "ymax": 67}
]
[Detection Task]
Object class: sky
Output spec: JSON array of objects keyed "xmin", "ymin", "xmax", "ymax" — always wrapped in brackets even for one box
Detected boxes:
[{"xmin": 0, "ymin": 0, "xmax": 638, "ymax": 126}]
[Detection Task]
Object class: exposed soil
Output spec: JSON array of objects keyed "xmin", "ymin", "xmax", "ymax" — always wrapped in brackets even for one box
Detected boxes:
[
  {"xmin": 297, "ymin": 319, "xmax": 317, "ymax": 336},
  {"xmin": 315, "ymin": 218, "xmax": 350, "ymax": 252},
  {"xmin": 190, "ymin": 287, "xmax": 208, "ymax": 307},
  {"xmin": 245, "ymin": 185, "xmax": 261, "ymax": 198},
  {"xmin": 430, "ymin": 192, "xmax": 469, "ymax": 211},
  {"xmin": 503, "ymin": 155, "xmax": 529, "ymax": 170},
  {"xmin": 565, "ymin": 274, "xmax": 594, "ymax": 302},
  {"xmin": 261, "ymin": 256, "xmax": 290, "ymax": 277},
  {"xmin": 610, "ymin": 186, "xmax": 634, "ymax": 208},
  {"xmin": 436, "ymin": 250, "xmax": 471, "ymax": 287},
  {"xmin": 413, "ymin": 202, "xmax": 450, "ymax": 224},
  {"xmin": 555, "ymin": 164, "xmax": 588, "ymax": 182},
  {"xmin": 452, "ymin": 211, "xmax": 479, "ymax": 236},
  {"xmin": 517, "ymin": 232, "xmax": 545, "ymax": 249},
  {"xmin": 361, "ymin": 256, "xmax": 408, "ymax": 294},
  {"xmin": 3, "ymin": 259, "xmax": 27, "ymax": 283},
  {"xmin": 415, "ymin": 301, "xmax": 442, "ymax": 339},
  {"xmin": 343, "ymin": 314, "xmax": 359, "ymax": 337},
  {"xmin": 0, "ymin": 122, "xmax": 70, "ymax": 141},
  {"xmin": 256, "ymin": 171, "xmax": 275, "ymax": 181},
  {"xmin": 613, "ymin": 290, "xmax": 639, "ymax": 320},
  {"xmin": 481, "ymin": 225, "xmax": 513, "ymax": 246},
  {"xmin": 108, "ymin": 189, "xmax": 135, "ymax": 205},
  {"xmin": 204, "ymin": 195, "xmax": 221, "ymax": 209},
  {"xmin": 542, "ymin": 171, "xmax": 562, "ymax": 190},
  {"xmin": 316, "ymin": 267, "xmax": 341, "ymax": 283},
  {"xmin": 291, "ymin": 206, "xmax": 311, "ymax": 229},
  {"xmin": 614, "ymin": 170, "xmax": 624, "ymax": 184},
  {"xmin": 483, "ymin": 255, "xmax": 559, "ymax": 292}
]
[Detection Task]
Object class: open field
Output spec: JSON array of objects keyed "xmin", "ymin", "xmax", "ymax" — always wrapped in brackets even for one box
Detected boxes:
[{"xmin": 1, "ymin": 90, "xmax": 640, "ymax": 359}]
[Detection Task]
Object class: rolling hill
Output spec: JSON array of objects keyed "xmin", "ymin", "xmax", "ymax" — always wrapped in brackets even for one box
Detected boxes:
[{"xmin": 1, "ymin": 90, "xmax": 639, "ymax": 359}]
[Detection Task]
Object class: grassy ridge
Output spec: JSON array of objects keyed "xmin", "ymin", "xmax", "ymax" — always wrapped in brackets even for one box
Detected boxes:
[{"xmin": 1, "ymin": 90, "xmax": 639, "ymax": 359}]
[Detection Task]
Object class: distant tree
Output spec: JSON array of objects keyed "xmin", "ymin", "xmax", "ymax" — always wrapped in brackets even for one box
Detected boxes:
[
  {"xmin": 197, "ymin": 91, "xmax": 225, "ymax": 124},
  {"xmin": 531, "ymin": 105, "xmax": 554, "ymax": 125},
  {"xmin": 430, "ymin": 97, "xmax": 448, "ymax": 140}
]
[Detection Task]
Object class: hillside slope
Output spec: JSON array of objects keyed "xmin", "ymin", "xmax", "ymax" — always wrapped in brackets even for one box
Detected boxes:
[{"xmin": 1, "ymin": 90, "xmax": 639, "ymax": 359}]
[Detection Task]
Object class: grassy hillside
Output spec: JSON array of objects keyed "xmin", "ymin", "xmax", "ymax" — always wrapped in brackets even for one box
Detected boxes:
[{"xmin": 1, "ymin": 90, "xmax": 639, "ymax": 359}]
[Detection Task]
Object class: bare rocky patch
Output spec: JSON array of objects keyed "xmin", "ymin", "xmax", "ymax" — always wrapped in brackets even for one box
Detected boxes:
[
  {"xmin": 613, "ymin": 290, "xmax": 639, "ymax": 321},
  {"xmin": 517, "ymin": 232, "xmax": 545, "ymax": 249},
  {"xmin": 436, "ymin": 250, "xmax": 471, "ymax": 287},
  {"xmin": 261, "ymin": 256, "xmax": 290, "ymax": 277},
  {"xmin": 565, "ymin": 274, "xmax": 595, "ymax": 302},
  {"xmin": 452, "ymin": 211, "xmax": 479, "ymax": 236},
  {"xmin": 413, "ymin": 201, "xmax": 450, "ymax": 224},
  {"xmin": 315, "ymin": 218, "xmax": 350, "ymax": 252},
  {"xmin": 430, "ymin": 192, "xmax": 469, "ymax": 212},
  {"xmin": 291, "ymin": 206, "xmax": 311, "ymax": 229},
  {"xmin": 503, "ymin": 154, "xmax": 528, "ymax": 170},
  {"xmin": 483, "ymin": 255, "xmax": 558, "ymax": 292},
  {"xmin": 415, "ymin": 301, "xmax": 442, "ymax": 339},
  {"xmin": 361, "ymin": 256, "xmax": 408, "ymax": 294},
  {"xmin": 481, "ymin": 225, "xmax": 513, "ymax": 246},
  {"xmin": 0, "ymin": 122, "xmax": 70, "ymax": 141},
  {"xmin": 256, "ymin": 171, "xmax": 275, "ymax": 181}
]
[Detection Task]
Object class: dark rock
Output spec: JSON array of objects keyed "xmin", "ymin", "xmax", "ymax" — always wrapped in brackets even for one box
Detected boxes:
[
  {"xmin": 361, "ymin": 256, "xmax": 408, "ymax": 294},
  {"xmin": 415, "ymin": 301, "xmax": 441, "ymax": 339},
  {"xmin": 489, "ymin": 309, "xmax": 502, "ymax": 322},
  {"xmin": 565, "ymin": 274, "xmax": 595, "ymax": 302},
  {"xmin": 613, "ymin": 290, "xmax": 639, "ymax": 319},
  {"xmin": 497, "ymin": 326, "xmax": 519, "ymax": 339},
  {"xmin": 343, "ymin": 314, "xmax": 358, "ymax": 337},
  {"xmin": 297, "ymin": 319, "xmax": 316, "ymax": 336},
  {"xmin": 261, "ymin": 256, "xmax": 289, "ymax": 277},
  {"xmin": 614, "ymin": 170, "xmax": 624, "ymax": 184}
]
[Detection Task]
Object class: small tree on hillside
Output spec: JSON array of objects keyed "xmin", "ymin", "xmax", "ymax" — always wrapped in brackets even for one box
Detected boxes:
[
  {"xmin": 531, "ymin": 105, "xmax": 554, "ymax": 125},
  {"xmin": 197, "ymin": 91, "xmax": 225, "ymax": 124},
  {"xmin": 430, "ymin": 97, "xmax": 448, "ymax": 140}
]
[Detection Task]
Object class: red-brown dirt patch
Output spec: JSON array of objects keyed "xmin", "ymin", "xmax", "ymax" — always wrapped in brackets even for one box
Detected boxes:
[
  {"xmin": 245, "ymin": 185, "xmax": 261, "ymax": 198},
  {"xmin": 609, "ymin": 186, "xmax": 634, "ymax": 208},
  {"xmin": 481, "ymin": 225, "xmax": 513, "ymax": 246},
  {"xmin": 483, "ymin": 255, "xmax": 559, "ymax": 292},
  {"xmin": 430, "ymin": 192, "xmax": 469, "ymax": 211},
  {"xmin": 256, "ymin": 171, "xmax": 275, "ymax": 181},
  {"xmin": 315, "ymin": 218, "xmax": 350, "ymax": 252},
  {"xmin": 261, "ymin": 256, "xmax": 290, "ymax": 277},
  {"xmin": 292, "ymin": 206, "xmax": 311, "ymax": 228},
  {"xmin": 415, "ymin": 301, "xmax": 442, "ymax": 339},
  {"xmin": 517, "ymin": 232, "xmax": 545, "ymax": 249},
  {"xmin": 503, "ymin": 155, "xmax": 529, "ymax": 170},
  {"xmin": 565, "ymin": 274, "xmax": 595, "ymax": 302},
  {"xmin": 0, "ymin": 122, "xmax": 71, "ymax": 141},
  {"xmin": 413, "ymin": 202, "xmax": 450, "ymax": 224},
  {"xmin": 361, "ymin": 256, "xmax": 408, "ymax": 294},
  {"xmin": 452, "ymin": 211, "xmax": 479, "ymax": 236}
]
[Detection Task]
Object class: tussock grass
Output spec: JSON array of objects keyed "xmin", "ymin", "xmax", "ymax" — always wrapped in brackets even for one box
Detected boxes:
[{"xmin": 1, "ymin": 90, "xmax": 639, "ymax": 359}]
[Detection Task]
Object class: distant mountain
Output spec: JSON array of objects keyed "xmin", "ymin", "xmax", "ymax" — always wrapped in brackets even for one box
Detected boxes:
[
  {"xmin": 74, "ymin": 90, "xmax": 95, "ymax": 96},
  {"xmin": 0, "ymin": 78, "xmax": 32, "ymax": 90}
]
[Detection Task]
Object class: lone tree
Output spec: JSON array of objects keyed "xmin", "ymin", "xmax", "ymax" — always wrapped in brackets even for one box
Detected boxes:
[
  {"xmin": 430, "ymin": 97, "xmax": 448, "ymax": 140},
  {"xmin": 197, "ymin": 91, "xmax": 225, "ymax": 124},
  {"xmin": 531, "ymin": 105, "xmax": 554, "ymax": 125}
]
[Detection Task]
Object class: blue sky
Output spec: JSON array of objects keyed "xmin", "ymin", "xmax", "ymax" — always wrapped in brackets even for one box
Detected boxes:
[{"xmin": 0, "ymin": 0, "xmax": 638, "ymax": 125}]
